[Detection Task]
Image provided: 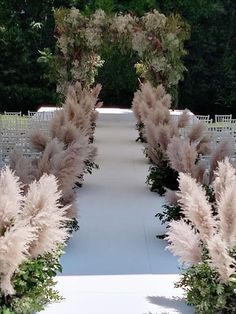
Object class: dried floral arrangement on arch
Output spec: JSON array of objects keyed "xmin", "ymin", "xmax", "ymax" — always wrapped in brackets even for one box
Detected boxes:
[{"xmin": 45, "ymin": 8, "xmax": 189, "ymax": 95}]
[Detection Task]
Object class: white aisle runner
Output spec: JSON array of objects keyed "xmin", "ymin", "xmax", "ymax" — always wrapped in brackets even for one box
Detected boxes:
[{"xmin": 43, "ymin": 109, "xmax": 193, "ymax": 314}]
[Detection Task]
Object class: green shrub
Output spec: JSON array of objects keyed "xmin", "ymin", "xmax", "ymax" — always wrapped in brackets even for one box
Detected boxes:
[
  {"xmin": 0, "ymin": 251, "xmax": 63, "ymax": 314},
  {"xmin": 146, "ymin": 162, "xmax": 179, "ymax": 195},
  {"xmin": 156, "ymin": 204, "xmax": 183, "ymax": 225},
  {"xmin": 0, "ymin": 83, "xmax": 57, "ymax": 113},
  {"xmin": 176, "ymin": 260, "xmax": 236, "ymax": 314}
]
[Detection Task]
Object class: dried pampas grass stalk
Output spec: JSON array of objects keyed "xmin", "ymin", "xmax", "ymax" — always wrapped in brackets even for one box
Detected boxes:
[
  {"xmin": 187, "ymin": 121, "xmax": 206, "ymax": 143},
  {"xmin": 209, "ymin": 138, "xmax": 234, "ymax": 181},
  {"xmin": 0, "ymin": 167, "xmax": 23, "ymax": 233},
  {"xmin": 207, "ymin": 235, "xmax": 235, "ymax": 283},
  {"xmin": 213, "ymin": 158, "xmax": 236, "ymax": 201},
  {"xmin": 166, "ymin": 219, "xmax": 202, "ymax": 265},
  {"xmin": 0, "ymin": 221, "xmax": 36, "ymax": 295},
  {"xmin": 178, "ymin": 173, "xmax": 216, "ymax": 241},
  {"xmin": 167, "ymin": 137, "xmax": 198, "ymax": 174},
  {"xmin": 29, "ymin": 130, "xmax": 49, "ymax": 152},
  {"xmin": 216, "ymin": 181, "xmax": 236, "ymax": 248},
  {"xmin": 23, "ymin": 174, "xmax": 70, "ymax": 258},
  {"xmin": 177, "ymin": 109, "xmax": 190, "ymax": 128},
  {"xmin": 165, "ymin": 189, "xmax": 179, "ymax": 205}
]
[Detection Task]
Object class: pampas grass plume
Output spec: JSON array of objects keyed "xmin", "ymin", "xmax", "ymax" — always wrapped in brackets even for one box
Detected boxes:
[
  {"xmin": 217, "ymin": 181, "xmax": 236, "ymax": 248},
  {"xmin": 209, "ymin": 138, "xmax": 234, "ymax": 182},
  {"xmin": 23, "ymin": 174, "xmax": 70, "ymax": 258},
  {"xmin": 187, "ymin": 121, "xmax": 206, "ymax": 143},
  {"xmin": 165, "ymin": 189, "xmax": 179, "ymax": 205},
  {"xmin": 207, "ymin": 234, "xmax": 235, "ymax": 283},
  {"xmin": 177, "ymin": 109, "xmax": 190, "ymax": 128},
  {"xmin": 167, "ymin": 137, "xmax": 198, "ymax": 174},
  {"xmin": 166, "ymin": 219, "xmax": 202, "ymax": 264},
  {"xmin": 29, "ymin": 130, "xmax": 49, "ymax": 152},
  {"xmin": 0, "ymin": 221, "xmax": 36, "ymax": 295},
  {"xmin": 213, "ymin": 158, "xmax": 236, "ymax": 201},
  {"xmin": 178, "ymin": 173, "xmax": 216, "ymax": 241},
  {"xmin": 0, "ymin": 167, "xmax": 23, "ymax": 233}
]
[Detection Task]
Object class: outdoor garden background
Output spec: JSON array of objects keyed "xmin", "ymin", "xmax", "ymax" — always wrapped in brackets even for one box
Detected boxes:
[
  {"xmin": 0, "ymin": 1, "xmax": 236, "ymax": 314},
  {"xmin": 1, "ymin": 0, "xmax": 235, "ymax": 115}
]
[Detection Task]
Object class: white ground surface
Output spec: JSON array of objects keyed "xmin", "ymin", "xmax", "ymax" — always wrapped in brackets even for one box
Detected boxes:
[{"xmin": 42, "ymin": 108, "xmax": 194, "ymax": 314}]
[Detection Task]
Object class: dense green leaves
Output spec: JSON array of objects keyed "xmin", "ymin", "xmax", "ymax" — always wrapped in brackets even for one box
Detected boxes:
[
  {"xmin": 0, "ymin": 0, "xmax": 235, "ymax": 113},
  {"xmin": 0, "ymin": 0, "xmax": 57, "ymax": 112},
  {"xmin": 0, "ymin": 251, "xmax": 63, "ymax": 314},
  {"xmin": 177, "ymin": 261, "xmax": 236, "ymax": 313},
  {"xmin": 146, "ymin": 162, "xmax": 179, "ymax": 195}
]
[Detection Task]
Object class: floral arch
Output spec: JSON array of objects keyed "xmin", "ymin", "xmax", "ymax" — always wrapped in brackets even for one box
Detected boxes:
[{"xmin": 52, "ymin": 8, "xmax": 190, "ymax": 97}]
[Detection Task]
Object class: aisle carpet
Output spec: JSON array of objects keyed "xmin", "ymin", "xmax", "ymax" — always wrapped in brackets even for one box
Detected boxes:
[{"xmin": 42, "ymin": 109, "xmax": 194, "ymax": 314}]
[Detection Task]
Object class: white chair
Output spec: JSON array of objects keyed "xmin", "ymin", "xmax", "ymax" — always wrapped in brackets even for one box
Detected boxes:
[
  {"xmin": 215, "ymin": 114, "xmax": 232, "ymax": 123},
  {"xmin": 196, "ymin": 115, "xmax": 210, "ymax": 121},
  {"xmin": 28, "ymin": 110, "xmax": 37, "ymax": 117},
  {"xmin": 4, "ymin": 111, "xmax": 22, "ymax": 116}
]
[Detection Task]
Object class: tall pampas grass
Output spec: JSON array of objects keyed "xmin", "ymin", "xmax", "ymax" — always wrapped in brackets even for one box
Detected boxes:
[
  {"xmin": 29, "ymin": 130, "xmax": 49, "ymax": 152},
  {"xmin": 132, "ymin": 82, "xmax": 170, "ymax": 126},
  {"xmin": 167, "ymin": 160, "xmax": 236, "ymax": 285},
  {"xmin": 23, "ymin": 174, "xmax": 70, "ymax": 258},
  {"xmin": 0, "ymin": 167, "xmax": 23, "ymax": 233},
  {"xmin": 187, "ymin": 121, "xmax": 206, "ymax": 143},
  {"xmin": 209, "ymin": 138, "xmax": 234, "ymax": 181},
  {"xmin": 0, "ymin": 168, "xmax": 70, "ymax": 296},
  {"xmin": 207, "ymin": 234, "xmax": 235, "ymax": 283},
  {"xmin": 50, "ymin": 142, "xmax": 87, "ymax": 198},
  {"xmin": 177, "ymin": 109, "xmax": 190, "ymax": 129},
  {"xmin": 166, "ymin": 219, "xmax": 202, "ymax": 264},
  {"xmin": 0, "ymin": 221, "xmax": 36, "ymax": 295},
  {"xmin": 9, "ymin": 149, "xmax": 38, "ymax": 187},
  {"xmin": 213, "ymin": 158, "xmax": 236, "ymax": 201},
  {"xmin": 50, "ymin": 109, "xmax": 66, "ymax": 138},
  {"xmin": 167, "ymin": 137, "xmax": 198, "ymax": 174},
  {"xmin": 177, "ymin": 172, "xmax": 215, "ymax": 241},
  {"xmin": 217, "ymin": 182, "xmax": 236, "ymax": 248}
]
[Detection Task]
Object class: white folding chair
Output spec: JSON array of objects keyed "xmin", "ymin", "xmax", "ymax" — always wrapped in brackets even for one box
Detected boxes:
[
  {"xmin": 196, "ymin": 115, "xmax": 210, "ymax": 121},
  {"xmin": 28, "ymin": 110, "xmax": 37, "ymax": 117},
  {"xmin": 215, "ymin": 114, "xmax": 232, "ymax": 123},
  {"xmin": 4, "ymin": 111, "xmax": 22, "ymax": 116}
]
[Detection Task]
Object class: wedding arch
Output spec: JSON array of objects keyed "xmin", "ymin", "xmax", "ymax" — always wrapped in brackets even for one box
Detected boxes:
[{"xmin": 52, "ymin": 8, "xmax": 189, "ymax": 95}]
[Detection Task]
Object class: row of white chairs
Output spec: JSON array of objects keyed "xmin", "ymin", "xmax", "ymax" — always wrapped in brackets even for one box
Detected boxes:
[
  {"xmin": 0, "ymin": 112, "xmax": 55, "ymax": 164},
  {"xmin": 196, "ymin": 114, "xmax": 233, "ymax": 123}
]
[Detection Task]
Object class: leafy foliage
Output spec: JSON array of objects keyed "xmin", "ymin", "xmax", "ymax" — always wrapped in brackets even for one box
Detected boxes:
[
  {"xmin": 146, "ymin": 161, "xmax": 179, "ymax": 195},
  {"xmin": 96, "ymin": 44, "xmax": 139, "ymax": 107},
  {"xmin": 156, "ymin": 204, "xmax": 183, "ymax": 224},
  {"xmin": 156, "ymin": 0, "xmax": 236, "ymax": 115},
  {"xmin": 1, "ymin": 0, "xmax": 235, "ymax": 112},
  {"xmin": 0, "ymin": 0, "xmax": 57, "ymax": 112},
  {"xmin": 157, "ymin": 185, "xmax": 216, "ymax": 225},
  {"xmin": 176, "ymin": 260, "xmax": 236, "ymax": 314},
  {"xmin": 67, "ymin": 217, "xmax": 80, "ymax": 234},
  {"xmin": 135, "ymin": 122, "xmax": 146, "ymax": 143},
  {"xmin": 0, "ymin": 251, "xmax": 63, "ymax": 314},
  {"xmin": 84, "ymin": 160, "xmax": 99, "ymax": 175},
  {"xmin": 51, "ymin": 8, "xmax": 189, "ymax": 95}
]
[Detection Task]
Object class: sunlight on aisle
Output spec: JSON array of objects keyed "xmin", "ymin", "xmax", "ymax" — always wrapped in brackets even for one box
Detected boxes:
[{"xmin": 42, "ymin": 109, "xmax": 194, "ymax": 314}]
